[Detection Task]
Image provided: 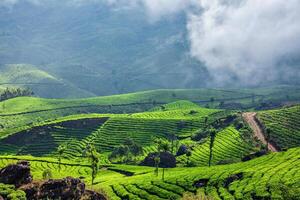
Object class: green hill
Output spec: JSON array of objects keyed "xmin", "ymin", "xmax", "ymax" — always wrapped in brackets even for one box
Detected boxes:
[
  {"xmin": 177, "ymin": 127, "xmax": 254, "ymax": 166},
  {"xmin": 0, "ymin": 102, "xmax": 221, "ymax": 160},
  {"xmin": 0, "ymin": 64, "xmax": 94, "ymax": 98},
  {"xmin": 1, "ymin": 86, "xmax": 300, "ymax": 137}
]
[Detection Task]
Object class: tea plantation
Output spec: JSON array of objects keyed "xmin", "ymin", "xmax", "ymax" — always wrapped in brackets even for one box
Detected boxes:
[
  {"xmin": 0, "ymin": 90, "xmax": 300, "ymax": 199},
  {"xmin": 258, "ymin": 105, "xmax": 300, "ymax": 150}
]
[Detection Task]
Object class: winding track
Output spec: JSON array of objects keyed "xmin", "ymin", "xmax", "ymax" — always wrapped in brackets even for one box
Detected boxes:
[{"xmin": 242, "ymin": 112, "xmax": 279, "ymax": 152}]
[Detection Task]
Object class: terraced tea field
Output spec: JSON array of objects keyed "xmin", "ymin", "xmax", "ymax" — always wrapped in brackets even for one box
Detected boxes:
[
  {"xmin": 177, "ymin": 127, "xmax": 254, "ymax": 166},
  {"xmin": 104, "ymin": 147, "xmax": 300, "ymax": 200},
  {"xmin": 258, "ymin": 105, "xmax": 300, "ymax": 150},
  {"xmin": 0, "ymin": 89, "xmax": 300, "ymax": 200},
  {"xmin": 1, "ymin": 86, "xmax": 299, "ymax": 138},
  {"xmin": 0, "ymin": 148, "xmax": 299, "ymax": 200}
]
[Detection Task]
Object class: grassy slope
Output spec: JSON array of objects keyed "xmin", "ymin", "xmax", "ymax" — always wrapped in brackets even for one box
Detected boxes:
[
  {"xmin": 0, "ymin": 89, "xmax": 239, "ymax": 137},
  {"xmin": 1, "ymin": 86, "xmax": 300, "ymax": 137},
  {"xmin": 177, "ymin": 127, "xmax": 254, "ymax": 166},
  {"xmin": 258, "ymin": 105, "xmax": 300, "ymax": 149},
  {"xmin": 0, "ymin": 148, "xmax": 299, "ymax": 200},
  {"xmin": 0, "ymin": 101, "xmax": 220, "ymax": 160},
  {"xmin": 0, "ymin": 64, "xmax": 94, "ymax": 98}
]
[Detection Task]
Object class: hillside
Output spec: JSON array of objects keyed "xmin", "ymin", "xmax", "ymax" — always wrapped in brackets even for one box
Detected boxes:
[
  {"xmin": 1, "ymin": 86, "xmax": 300, "ymax": 137},
  {"xmin": 0, "ymin": 64, "xmax": 94, "ymax": 98},
  {"xmin": 0, "ymin": 93, "xmax": 299, "ymax": 199},
  {"xmin": 0, "ymin": 147, "xmax": 299, "ymax": 199},
  {"xmin": 258, "ymin": 105, "xmax": 300, "ymax": 150},
  {"xmin": 0, "ymin": 101, "xmax": 223, "ymax": 160}
]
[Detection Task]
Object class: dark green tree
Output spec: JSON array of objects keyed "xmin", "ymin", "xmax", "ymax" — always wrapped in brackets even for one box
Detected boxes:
[
  {"xmin": 186, "ymin": 150, "xmax": 192, "ymax": 166},
  {"xmin": 208, "ymin": 128, "xmax": 217, "ymax": 167},
  {"xmin": 167, "ymin": 133, "xmax": 177, "ymax": 154},
  {"xmin": 87, "ymin": 144, "xmax": 100, "ymax": 185},
  {"xmin": 57, "ymin": 144, "xmax": 67, "ymax": 173},
  {"xmin": 154, "ymin": 155, "xmax": 160, "ymax": 177}
]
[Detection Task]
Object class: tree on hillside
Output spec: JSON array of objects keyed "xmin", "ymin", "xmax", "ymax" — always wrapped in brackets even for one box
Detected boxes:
[
  {"xmin": 154, "ymin": 155, "xmax": 160, "ymax": 177},
  {"xmin": 154, "ymin": 138, "xmax": 171, "ymax": 180},
  {"xmin": 186, "ymin": 149, "xmax": 192, "ymax": 166},
  {"xmin": 167, "ymin": 133, "xmax": 177, "ymax": 154},
  {"xmin": 208, "ymin": 128, "xmax": 217, "ymax": 167},
  {"xmin": 57, "ymin": 144, "xmax": 67, "ymax": 173},
  {"xmin": 0, "ymin": 87, "xmax": 34, "ymax": 102},
  {"xmin": 86, "ymin": 144, "xmax": 100, "ymax": 185},
  {"xmin": 124, "ymin": 138, "xmax": 143, "ymax": 157},
  {"xmin": 154, "ymin": 138, "xmax": 170, "ymax": 153},
  {"xmin": 204, "ymin": 116, "xmax": 208, "ymax": 128},
  {"xmin": 109, "ymin": 138, "xmax": 143, "ymax": 163}
]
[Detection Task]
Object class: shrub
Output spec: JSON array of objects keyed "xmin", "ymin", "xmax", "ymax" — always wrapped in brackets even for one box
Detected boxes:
[
  {"xmin": 182, "ymin": 192, "xmax": 213, "ymax": 200},
  {"xmin": 176, "ymin": 144, "xmax": 188, "ymax": 156},
  {"xmin": 0, "ymin": 184, "xmax": 26, "ymax": 200},
  {"xmin": 140, "ymin": 152, "xmax": 176, "ymax": 168},
  {"xmin": 42, "ymin": 169, "xmax": 53, "ymax": 180},
  {"xmin": 191, "ymin": 129, "xmax": 209, "ymax": 141}
]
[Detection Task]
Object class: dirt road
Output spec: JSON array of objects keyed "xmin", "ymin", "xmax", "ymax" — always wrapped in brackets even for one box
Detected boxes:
[{"xmin": 242, "ymin": 112, "xmax": 278, "ymax": 152}]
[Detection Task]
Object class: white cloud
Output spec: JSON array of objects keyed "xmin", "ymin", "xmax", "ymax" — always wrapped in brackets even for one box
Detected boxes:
[
  {"xmin": 187, "ymin": 0, "xmax": 300, "ymax": 85},
  {"xmin": 2, "ymin": 0, "xmax": 300, "ymax": 86},
  {"xmin": 142, "ymin": 0, "xmax": 199, "ymax": 22}
]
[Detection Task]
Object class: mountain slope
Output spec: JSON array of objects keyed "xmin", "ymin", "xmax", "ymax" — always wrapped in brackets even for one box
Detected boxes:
[
  {"xmin": 0, "ymin": 64, "xmax": 95, "ymax": 98},
  {"xmin": 0, "ymin": 2, "xmax": 208, "ymax": 97}
]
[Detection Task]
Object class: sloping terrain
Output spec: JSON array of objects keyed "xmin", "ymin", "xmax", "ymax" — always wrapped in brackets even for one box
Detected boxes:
[
  {"xmin": 0, "ymin": 89, "xmax": 251, "ymax": 137},
  {"xmin": 0, "ymin": 92, "xmax": 299, "ymax": 199},
  {"xmin": 0, "ymin": 101, "xmax": 221, "ymax": 160},
  {"xmin": 257, "ymin": 105, "xmax": 300, "ymax": 150},
  {"xmin": 1, "ymin": 87, "xmax": 300, "ymax": 138},
  {"xmin": 177, "ymin": 127, "xmax": 254, "ymax": 166},
  {"xmin": 243, "ymin": 112, "xmax": 279, "ymax": 152},
  {"xmin": 0, "ymin": 64, "xmax": 94, "ymax": 98},
  {"xmin": 0, "ymin": 147, "xmax": 299, "ymax": 200},
  {"xmin": 105, "ymin": 148, "xmax": 300, "ymax": 200}
]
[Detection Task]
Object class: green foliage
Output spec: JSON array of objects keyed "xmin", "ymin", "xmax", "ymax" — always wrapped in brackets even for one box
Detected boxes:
[
  {"xmin": 57, "ymin": 143, "xmax": 67, "ymax": 172},
  {"xmin": 258, "ymin": 105, "xmax": 300, "ymax": 149},
  {"xmin": 177, "ymin": 127, "xmax": 254, "ymax": 166},
  {"xmin": 42, "ymin": 169, "xmax": 53, "ymax": 180},
  {"xmin": 0, "ymin": 184, "xmax": 26, "ymax": 200},
  {"xmin": 191, "ymin": 129, "xmax": 209, "ymax": 141},
  {"xmin": 0, "ymin": 148, "xmax": 299, "ymax": 200},
  {"xmin": 208, "ymin": 128, "xmax": 217, "ymax": 167},
  {"xmin": 86, "ymin": 144, "xmax": 100, "ymax": 185},
  {"xmin": 0, "ymin": 87, "xmax": 34, "ymax": 102},
  {"xmin": 154, "ymin": 138, "xmax": 170, "ymax": 153}
]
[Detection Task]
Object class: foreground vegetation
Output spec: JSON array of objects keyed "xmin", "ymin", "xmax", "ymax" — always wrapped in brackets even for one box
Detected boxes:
[{"xmin": 0, "ymin": 147, "xmax": 299, "ymax": 200}]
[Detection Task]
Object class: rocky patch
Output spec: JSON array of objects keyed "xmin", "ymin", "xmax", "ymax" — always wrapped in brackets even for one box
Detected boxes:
[{"xmin": 0, "ymin": 161, "xmax": 106, "ymax": 200}]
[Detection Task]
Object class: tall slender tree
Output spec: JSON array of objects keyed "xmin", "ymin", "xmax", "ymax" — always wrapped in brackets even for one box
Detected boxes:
[
  {"xmin": 86, "ymin": 144, "xmax": 100, "ymax": 185},
  {"xmin": 186, "ymin": 150, "xmax": 192, "ymax": 166},
  {"xmin": 208, "ymin": 128, "xmax": 217, "ymax": 167},
  {"xmin": 57, "ymin": 144, "xmax": 67, "ymax": 173}
]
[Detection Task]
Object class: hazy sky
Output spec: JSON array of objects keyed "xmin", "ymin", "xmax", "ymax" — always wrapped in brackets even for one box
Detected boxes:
[{"xmin": 2, "ymin": 0, "xmax": 300, "ymax": 86}]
